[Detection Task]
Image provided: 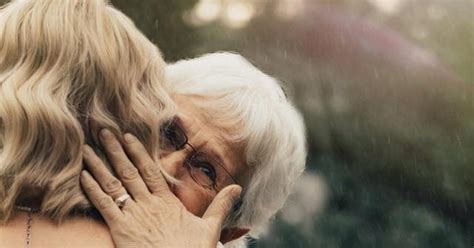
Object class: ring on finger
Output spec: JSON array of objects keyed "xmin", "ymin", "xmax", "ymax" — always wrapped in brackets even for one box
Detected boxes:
[{"xmin": 114, "ymin": 193, "xmax": 131, "ymax": 209}]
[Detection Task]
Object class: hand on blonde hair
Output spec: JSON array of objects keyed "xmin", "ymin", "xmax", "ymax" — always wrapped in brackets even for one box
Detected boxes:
[{"xmin": 80, "ymin": 129, "xmax": 242, "ymax": 247}]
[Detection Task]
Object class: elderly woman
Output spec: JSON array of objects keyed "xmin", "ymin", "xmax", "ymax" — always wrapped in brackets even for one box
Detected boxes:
[
  {"xmin": 81, "ymin": 52, "xmax": 307, "ymax": 247},
  {"xmin": 0, "ymin": 1, "xmax": 306, "ymax": 247}
]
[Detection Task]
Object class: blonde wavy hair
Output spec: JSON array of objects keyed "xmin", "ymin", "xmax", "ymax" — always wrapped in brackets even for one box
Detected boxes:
[{"xmin": 0, "ymin": 0, "xmax": 174, "ymax": 224}]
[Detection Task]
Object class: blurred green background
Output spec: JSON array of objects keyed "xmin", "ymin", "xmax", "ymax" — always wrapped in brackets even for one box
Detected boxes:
[
  {"xmin": 4, "ymin": 0, "xmax": 472, "ymax": 247},
  {"xmin": 109, "ymin": 0, "xmax": 474, "ymax": 247}
]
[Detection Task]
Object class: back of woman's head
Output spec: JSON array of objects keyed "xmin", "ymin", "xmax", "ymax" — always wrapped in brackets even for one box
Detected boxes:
[{"xmin": 0, "ymin": 0, "xmax": 174, "ymax": 224}]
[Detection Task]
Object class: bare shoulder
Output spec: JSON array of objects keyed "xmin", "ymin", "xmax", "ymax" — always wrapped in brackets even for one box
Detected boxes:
[{"xmin": 0, "ymin": 212, "xmax": 115, "ymax": 248}]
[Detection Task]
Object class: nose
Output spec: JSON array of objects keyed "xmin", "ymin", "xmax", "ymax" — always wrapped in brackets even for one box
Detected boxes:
[{"xmin": 158, "ymin": 149, "xmax": 188, "ymax": 178}]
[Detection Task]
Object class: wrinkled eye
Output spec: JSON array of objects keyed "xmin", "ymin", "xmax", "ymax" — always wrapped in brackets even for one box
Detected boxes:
[
  {"xmin": 187, "ymin": 154, "xmax": 218, "ymax": 189},
  {"xmin": 196, "ymin": 161, "xmax": 217, "ymax": 182}
]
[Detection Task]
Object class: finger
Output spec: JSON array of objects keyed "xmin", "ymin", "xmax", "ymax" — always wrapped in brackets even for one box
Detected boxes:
[
  {"xmin": 123, "ymin": 133, "xmax": 172, "ymax": 196},
  {"xmin": 203, "ymin": 185, "xmax": 242, "ymax": 230},
  {"xmin": 99, "ymin": 129, "xmax": 150, "ymax": 200},
  {"xmin": 80, "ymin": 170, "xmax": 123, "ymax": 224},
  {"xmin": 83, "ymin": 145, "xmax": 128, "ymax": 200}
]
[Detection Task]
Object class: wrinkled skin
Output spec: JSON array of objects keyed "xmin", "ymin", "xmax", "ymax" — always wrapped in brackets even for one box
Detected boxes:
[{"xmin": 80, "ymin": 129, "xmax": 243, "ymax": 247}]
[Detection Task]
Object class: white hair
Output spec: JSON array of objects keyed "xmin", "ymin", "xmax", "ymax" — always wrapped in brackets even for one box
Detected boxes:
[{"xmin": 165, "ymin": 52, "xmax": 307, "ymax": 240}]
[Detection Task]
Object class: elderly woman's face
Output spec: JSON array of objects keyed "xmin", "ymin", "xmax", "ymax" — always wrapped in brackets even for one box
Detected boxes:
[{"xmin": 158, "ymin": 95, "xmax": 248, "ymax": 216}]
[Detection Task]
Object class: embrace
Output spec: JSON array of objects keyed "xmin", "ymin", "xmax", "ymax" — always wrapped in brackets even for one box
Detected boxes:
[{"xmin": 0, "ymin": 1, "xmax": 306, "ymax": 247}]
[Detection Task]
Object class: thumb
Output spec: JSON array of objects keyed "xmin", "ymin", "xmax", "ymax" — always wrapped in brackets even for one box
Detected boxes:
[{"xmin": 203, "ymin": 184, "xmax": 242, "ymax": 229}]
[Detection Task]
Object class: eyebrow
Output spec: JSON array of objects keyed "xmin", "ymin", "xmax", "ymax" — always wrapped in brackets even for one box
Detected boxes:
[{"xmin": 203, "ymin": 148, "xmax": 230, "ymax": 173}]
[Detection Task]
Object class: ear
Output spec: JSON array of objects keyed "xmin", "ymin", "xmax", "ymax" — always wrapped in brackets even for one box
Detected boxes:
[{"xmin": 219, "ymin": 228, "xmax": 250, "ymax": 244}]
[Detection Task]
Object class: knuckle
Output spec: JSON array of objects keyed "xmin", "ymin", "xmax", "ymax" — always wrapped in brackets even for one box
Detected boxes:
[
  {"xmin": 143, "ymin": 163, "xmax": 160, "ymax": 178},
  {"xmin": 103, "ymin": 178, "xmax": 122, "ymax": 192},
  {"xmin": 219, "ymin": 197, "xmax": 234, "ymax": 212},
  {"xmin": 219, "ymin": 202, "xmax": 232, "ymax": 213},
  {"xmin": 128, "ymin": 142, "xmax": 146, "ymax": 156},
  {"xmin": 108, "ymin": 143, "xmax": 123, "ymax": 154},
  {"xmin": 90, "ymin": 156, "xmax": 101, "ymax": 165},
  {"xmin": 120, "ymin": 166, "xmax": 139, "ymax": 180},
  {"xmin": 128, "ymin": 138, "xmax": 142, "ymax": 148},
  {"xmin": 128, "ymin": 140, "xmax": 139, "ymax": 149},
  {"xmin": 82, "ymin": 182, "xmax": 95, "ymax": 192},
  {"xmin": 85, "ymin": 155, "xmax": 101, "ymax": 167},
  {"xmin": 147, "ymin": 180, "xmax": 163, "ymax": 192}
]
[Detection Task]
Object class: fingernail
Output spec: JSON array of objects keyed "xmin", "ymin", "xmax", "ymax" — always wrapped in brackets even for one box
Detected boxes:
[
  {"xmin": 80, "ymin": 170, "xmax": 90, "ymax": 179},
  {"xmin": 100, "ymin": 129, "xmax": 112, "ymax": 139},
  {"xmin": 123, "ymin": 133, "xmax": 135, "ymax": 143},
  {"xmin": 233, "ymin": 185, "xmax": 242, "ymax": 196},
  {"xmin": 83, "ymin": 145, "xmax": 91, "ymax": 154}
]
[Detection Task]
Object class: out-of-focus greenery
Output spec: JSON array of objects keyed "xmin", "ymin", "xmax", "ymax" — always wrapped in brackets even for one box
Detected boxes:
[
  {"xmin": 111, "ymin": 0, "xmax": 199, "ymax": 61},
  {"xmin": 2, "ymin": 0, "xmax": 471, "ymax": 247},
  {"xmin": 256, "ymin": 157, "xmax": 471, "ymax": 247}
]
